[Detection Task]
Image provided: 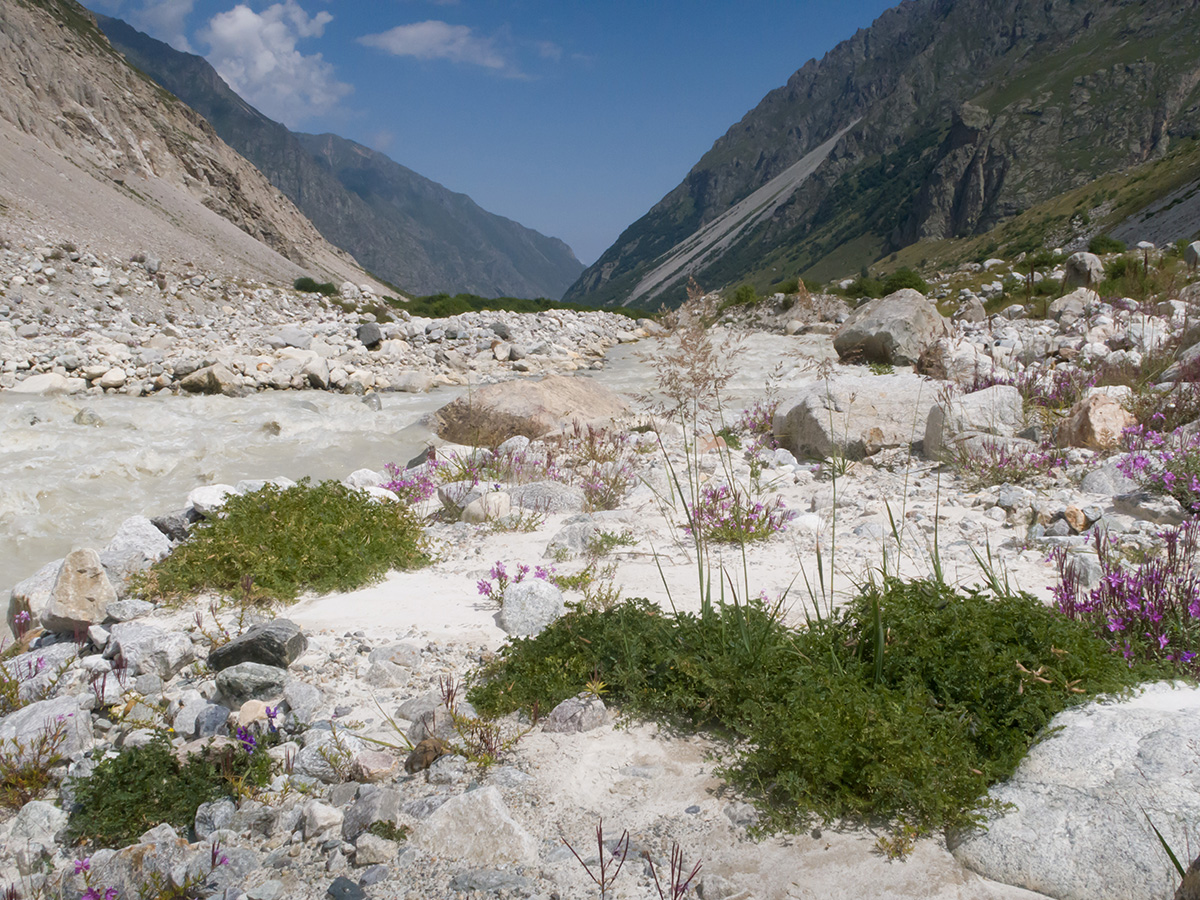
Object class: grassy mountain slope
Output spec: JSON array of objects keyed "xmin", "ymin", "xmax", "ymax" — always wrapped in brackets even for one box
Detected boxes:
[
  {"xmin": 96, "ymin": 14, "xmax": 583, "ymax": 300},
  {"xmin": 567, "ymin": 0, "xmax": 1200, "ymax": 308}
]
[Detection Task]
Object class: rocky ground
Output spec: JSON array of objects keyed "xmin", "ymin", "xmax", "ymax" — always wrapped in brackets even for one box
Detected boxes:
[
  {"xmin": 3, "ymin": 254, "xmax": 1200, "ymax": 900},
  {"xmin": 0, "ymin": 236, "xmax": 651, "ymax": 398}
]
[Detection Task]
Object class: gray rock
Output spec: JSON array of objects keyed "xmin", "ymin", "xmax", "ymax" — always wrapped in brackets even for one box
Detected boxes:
[
  {"xmin": 508, "ymin": 481, "xmax": 587, "ymax": 513},
  {"xmin": 545, "ymin": 517, "xmax": 599, "ymax": 557},
  {"xmin": 1081, "ymin": 460, "xmax": 1139, "ymax": 497},
  {"xmin": 1186, "ymin": 241, "xmax": 1200, "ymax": 271},
  {"xmin": 542, "ymin": 694, "xmax": 607, "ymax": 733},
  {"xmin": 774, "ymin": 372, "xmax": 939, "ymax": 460},
  {"xmin": 354, "ymin": 833, "xmax": 397, "ymax": 866},
  {"xmin": 173, "ymin": 701, "xmax": 231, "ymax": 739},
  {"xmin": 104, "ymin": 598, "xmax": 154, "ymax": 622},
  {"xmin": 179, "ymin": 364, "xmax": 239, "ymax": 396},
  {"xmin": 414, "ymin": 786, "xmax": 538, "ymax": 865},
  {"xmin": 367, "ymin": 642, "xmax": 421, "ymax": 668},
  {"xmin": 391, "ymin": 371, "xmax": 434, "ymax": 393},
  {"xmin": 924, "ymin": 385, "xmax": 1024, "ymax": 459},
  {"xmin": 151, "ymin": 508, "xmax": 200, "ymax": 543},
  {"xmin": 0, "ymin": 695, "xmax": 92, "ymax": 757},
  {"xmin": 832, "ymin": 289, "xmax": 949, "ymax": 365},
  {"xmin": 302, "ymin": 357, "xmax": 330, "ymax": 389},
  {"xmin": 497, "ymin": 579, "xmax": 566, "ymax": 637},
  {"xmin": 100, "ymin": 516, "xmax": 171, "ymax": 591},
  {"xmin": 106, "ymin": 622, "xmax": 194, "ymax": 680},
  {"xmin": 187, "ymin": 484, "xmax": 238, "ymax": 517},
  {"xmin": 41, "ymin": 548, "xmax": 116, "ymax": 634},
  {"xmin": 357, "ymin": 323, "xmax": 383, "ymax": 350},
  {"xmin": 8, "ymin": 558, "xmax": 62, "ymax": 634},
  {"xmin": 207, "ymin": 619, "xmax": 308, "ymax": 672},
  {"xmin": 294, "ymin": 731, "xmax": 366, "ymax": 783},
  {"xmin": 284, "ymin": 680, "xmax": 323, "ymax": 724},
  {"xmin": 449, "ymin": 870, "xmax": 534, "ymax": 893},
  {"xmin": 342, "ymin": 787, "xmax": 402, "ymax": 841},
  {"xmin": 303, "ymin": 800, "xmax": 344, "ymax": 841},
  {"xmin": 952, "ymin": 683, "xmax": 1200, "ymax": 900},
  {"xmin": 194, "ymin": 799, "xmax": 236, "ymax": 840},
  {"xmin": 326, "ymin": 876, "xmax": 366, "ymax": 900},
  {"xmin": 9, "ymin": 800, "xmax": 68, "ymax": 874},
  {"xmin": 267, "ymin": 326, "xmax": 313, "ymax": 350},
  {"xmin": 1113, "ymin": 491, "xmax": 1186, "ymax": 525},
  {"xmin": 215, "ymin": 662, "xmax": 289, "ymax": 706},
  {"xmin": 1063, "ymin": 251, "xmax": 1104, "ymax": 289},
  {"xmin": 1048, "ymin": 287, "xmax": 1097, "ymax": 323}
]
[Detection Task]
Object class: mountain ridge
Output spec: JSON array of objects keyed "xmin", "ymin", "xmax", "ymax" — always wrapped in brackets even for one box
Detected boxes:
[
  {"xmin": 95, "ymin": 13, "xmax": 584, "ymax": 300},
  {"xmin": 567, "ymin": 0, "xmax": 1200, "ymax": 308}
]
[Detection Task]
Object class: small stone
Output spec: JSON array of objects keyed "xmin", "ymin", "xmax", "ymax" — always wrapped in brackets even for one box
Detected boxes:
[
  {"xmin": 354, "ymin": 834, "xmax": 398, "ymax": 866},
  {"xmin": 1063, "ymin": 506, "xmax": 1087, "ymax": 533},
  {"xmin": 207, "ymin": 619, "xmax": 308, "ymax": 671},
  {"xmin": 404, "ymin": 737, "xmax": 450, "ymax": 774},
  {"xmin": 542, "ymin": 694, "xmax": 607, "ymax": 733},
  {"xmin": 326, "ymin": 876, "xmax": 366, "ymax": 900},
  {"xmin": 351, "ymin": 750, "xmax": 399, "ymax": 783}
]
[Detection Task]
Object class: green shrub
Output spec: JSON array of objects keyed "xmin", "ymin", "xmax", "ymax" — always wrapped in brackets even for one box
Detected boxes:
[
  {"xmin": 882, "ymin": 267, "xmax": 928, "ymax": 295},
  {"xmin": 470, "ymin": 579, "xmax": 1148, "ymax": 833},
  {"xmin": 728, "ymin": 284, "xmax": 759, "ymax": 307},
  {"xmin": 844, "ymin": 276, "xmax": 885, "ymax": 300},
  {"xmin": 69, "ymin": 732, "xmax": 273, "ymax": 848},
  {"xmin": 142, "ymin": 479, "xmax": 428, "ymax": 604},
  {"xmin": 1088, "ymin": 235, "xmax": 1127, "ymax": 255},
  {"xmin": 293, "ymin": 277, "xmax": 338, "ymax": 296}
]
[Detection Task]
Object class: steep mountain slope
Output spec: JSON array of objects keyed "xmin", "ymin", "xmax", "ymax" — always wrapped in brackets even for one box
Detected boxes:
[
  {"xmin": 95, "ymin": 15, "xmax": 584, "ymax": 300},
  {"xmin": 567, "ymin": 0, "xmax": 1200, "ymax": 308},
  {"xmin": 0, "ymin": 0, "xmax": 375, "ymax": 289}
]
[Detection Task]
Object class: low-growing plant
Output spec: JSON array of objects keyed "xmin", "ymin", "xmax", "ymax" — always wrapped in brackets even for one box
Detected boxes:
[
  {"xmin": 477, "ymin": 561, "xmax": 553, "ymax": 605},
  {"xmin": 367, "ymin": 821, "xmax": 410, "ymax": 842},
  {"xmin": 734, "ymin": 399, "xmax": 779, "ymax": 454},
  {"xmin": 0, "ymin": 717, "xmax": 68, "ymax": 809},
  {"xmin": 381, "ymin": 459, "xmax": 442, "ymax": 504},
  {"xmin": 292, "ymin": 276, "xmax": 337, "ymax": 296},
  {"xmin": 562, "ymin": 820, "xmax": 630, "ymax": 900},
  {"xmin": 950, "ymin": 439, "xmax": 1066, "ymax": 489},
  {"xmin": 69, "ymin": 731, "xmax": 274, "ymax": 848},
  {"xmin": 1053, "ymin": 521, "xmax": 1200, "ymax": 672},
  {"xmin": 140, "ymin": 479, "xmax": 428, "ymax": 604},
  {"xmin": 685, "ymin": 482, "xmax": 793, "ymax": 544},
  {"xmin": 469, "ymin": 578, "xmax": 1146, "ymax": 836},
  {"xmin": 586, "ymin": 529, "xmax": 637, "ymax": 558},
  {"xmin": 1089, "ymin": 235, "xmax": 1126, "ymax": 255},
  {"xmin": 1118, "ymin": 425, "xmax": 1200, "ymax": 514}
]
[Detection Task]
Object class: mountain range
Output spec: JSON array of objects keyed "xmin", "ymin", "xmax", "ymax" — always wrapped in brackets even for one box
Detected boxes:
[
  {"xmin": 94, "ymin": 14, "xmax": 584, "ymax": 301},
  {"xmin": 566, "ymin": 0, "xmax": 1200, "ymax": 309},
  {"xmin": 0, "ymin": 0, "xmax": 377, "ymax": 291}
]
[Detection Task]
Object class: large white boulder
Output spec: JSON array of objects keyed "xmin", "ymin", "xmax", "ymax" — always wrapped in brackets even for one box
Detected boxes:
[{"xmin": 833, "ymin": 289, "xmax": 950, "ymax": 366}]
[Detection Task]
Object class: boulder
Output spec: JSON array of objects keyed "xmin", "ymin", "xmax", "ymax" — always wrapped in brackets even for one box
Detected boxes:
[
  {"xmin": 433, "ymin": 374, "xmax": 630, "ymax": 440},
  {"xmin": 1048, "ymin": 288, "xmax": 1098, "ymax": 323},
  {"xmin": 1080, "ymin": 459, "xmax": 1139, "ymax": 496},
  {"xmin": 215, "ymin": 662, "xmax": 289, "ymax": 706},
  {"xmin": 342, "ymin": 787, "xmax": 402, "ymax": 841},
  {"xmin": 206, "ymin": 619, "xmax": 308, "ymax": 672},
  {"xmin": 952, "ymin": 683, "xmax": 1200, "ymax": 900},
  {"xmin": 100, "ymin": 516, "xmax": 171, "ymax": 591},
  {"xmin": 1186, "ymin": 241, "xmax": 1200, "ymax": 271},
  {"xmin": 1057, "ymin": 394, "xmax": 1135, "ymax": 450},
  {"xmin": 542, "ymin": 694, "xmax": 607, "ymax": 733},
  {"xmin": 106, "ymin": 622, "xmax": 195, "ymax": 680},
  {"xmin": 1063, "ymin": 251, "xmax": 1104, "ymax": 289},
  {"xmin": 832, "ymin": 289, "xmax": 949, "ymax": 365},
  {"xmin": 357, "ymin": 323, "xmax": 383, "ymax": 350},
  {"xmin": 179, "ymin": 364, "xmax": 239, "ymax": 396},
  {"xmin": 294, "ymin": 730, "xmax": 366, "ymax": 783},
  {"xmin": 497, "ymin": 579, "xmax": 566, "ymax": 637},
  {"xmin": 773, "ymin": 372, "xmax": 939, "ymax": 460},
  {"xmin": 267, "ymin": 326, "xmax": 312, "ymax": 350},
  {"xmin": 461, "ymin": 491, "xmax": 511, "ymax": 524},
  {"xmin": 8, "ymin": 558, "xmax": 63, "ymax": 635},
  {"xmin": 415, "ymin": 786, "xmax": 538, "ymax": 866},
  {"xmin": 0, "ymin": 695, "xmax": 93, "ymax": 757},
  {"xmin": 924, "ymin": 385, "xmax": 1025, "ymax": 459},
  {"xmin": 11, "ymin": 373, "xmax": 79, "ymax": 394},
  {"xmin": 41, "ymin": 548, "xmax": 116, "ymax": 634},
  {"xmin": 187, "ymin": 484, "xmax": 238, "ymax": 517}
]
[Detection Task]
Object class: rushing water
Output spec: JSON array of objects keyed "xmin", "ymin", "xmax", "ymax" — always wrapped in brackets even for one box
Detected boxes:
[{"xmin": 0, "ymin": 333, "xmax": 824, "ymax": 596}]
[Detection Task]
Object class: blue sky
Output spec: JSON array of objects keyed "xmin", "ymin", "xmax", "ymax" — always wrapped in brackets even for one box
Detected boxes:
[{"xmin": 83, "ymin": 1, "xmax": 897, "ymax": 265}]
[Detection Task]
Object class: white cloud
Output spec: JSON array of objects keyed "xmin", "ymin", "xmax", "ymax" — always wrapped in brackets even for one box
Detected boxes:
[
  {"xmin": 358, "ymin": 20, "xmax": 507, "ymax": 70},
  {"xmin": 535, "ymin": 40, "xmax": 562, "ymax": 62},
  {"xmin": 92, "ymin": 0, "xmax": 196, "ymax": 52},
  {"xmin": 134, "ymin": 0, "xmax": 196, "ymax": 52},
  {"xmin": 199, "ymin": 1, "xmax": 352, "ymax": 128}
]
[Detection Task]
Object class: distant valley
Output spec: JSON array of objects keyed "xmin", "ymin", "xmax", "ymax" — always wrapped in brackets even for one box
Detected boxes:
[{"xmin": 96, "ymin": 14, "xmax": 584, "ymax": 300}]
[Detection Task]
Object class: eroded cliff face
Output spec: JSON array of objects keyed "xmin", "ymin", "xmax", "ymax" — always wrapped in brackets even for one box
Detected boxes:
[
  {"xmin": 567, "ymin": 0, "xmax": 1200, "ymax": 308},
  {"xmin": 0, "ymin": 0, "xmax": 373, "ymax": 286}
]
